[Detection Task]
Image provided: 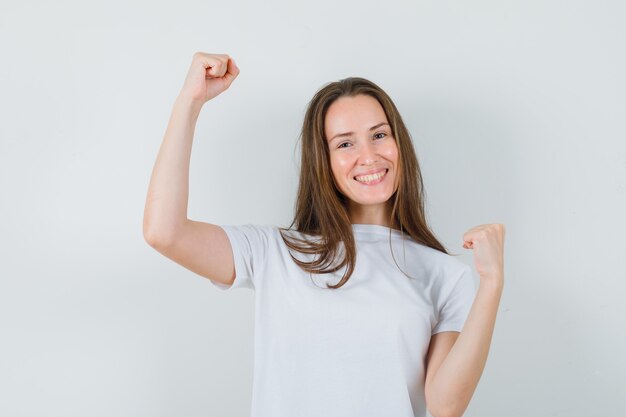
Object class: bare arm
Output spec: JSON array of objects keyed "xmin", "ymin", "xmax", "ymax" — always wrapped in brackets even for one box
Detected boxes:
[
  {"xmin": 143, "ymin": 52, "xmax": 241, "ymax": 284},
  {"xmin": 425, "ymin": 280, "xmax": 503, "ymax": 417},
  {"xmin": 425, "ymin": 224, "xmax": 506, "ymax": 417},
  {"xmin": 143, "ymin": 93, "xmax": 202, "ymax": 245}
]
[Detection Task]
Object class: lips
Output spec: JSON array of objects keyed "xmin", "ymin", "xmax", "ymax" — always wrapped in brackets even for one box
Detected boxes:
[
  {"xmin": 354, "ymin": 168, "xmax": 388, "ymax": 184},
  {"xmin": 353, "ymin": 168, "xmax": 388, "ymax": 180}
]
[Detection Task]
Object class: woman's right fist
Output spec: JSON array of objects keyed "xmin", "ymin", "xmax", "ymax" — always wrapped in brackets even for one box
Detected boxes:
[{"xmin": 179, "ymin": 52, "xmax": 240, "ymax": 105}]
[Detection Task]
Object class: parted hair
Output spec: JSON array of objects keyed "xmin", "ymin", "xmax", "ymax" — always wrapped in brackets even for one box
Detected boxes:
[{"xmin": 279, "ymin": 77, "xmax": 450, "ymax": 289}]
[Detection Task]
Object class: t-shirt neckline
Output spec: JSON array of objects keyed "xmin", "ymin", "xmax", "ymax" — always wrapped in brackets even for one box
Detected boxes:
[{"xmin": 351, "ymin": 223, "xmax": 405, "ymax": 238}]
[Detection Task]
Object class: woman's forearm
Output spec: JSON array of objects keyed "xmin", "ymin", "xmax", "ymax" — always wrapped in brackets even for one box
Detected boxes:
[
  {"xmin": 428, "ymin": 278, "xmax": 503, "ymax": 417},
  {"xmin": 143, "ymin": 93, "xmax": 203, "ymax": 246}
]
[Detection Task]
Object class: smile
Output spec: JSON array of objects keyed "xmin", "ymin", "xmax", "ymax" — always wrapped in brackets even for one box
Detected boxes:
[{"xmin": 354, "ymin": 169, "xmax": 388, "ymax": 185}]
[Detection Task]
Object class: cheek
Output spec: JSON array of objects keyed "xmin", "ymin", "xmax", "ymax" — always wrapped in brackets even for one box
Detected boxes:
[
  {"xmin": 384, "ymin": 145, "xmax": 400, "ymax": 189},
  {"xmin": 330, "ymin": 155, "xmax": 351, "ymax": 174},
  {"xmin": 384, "ymin": 143, "xmax": 399, "ymax": 162}
]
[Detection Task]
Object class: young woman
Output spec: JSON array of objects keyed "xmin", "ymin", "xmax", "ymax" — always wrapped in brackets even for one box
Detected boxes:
[{"xmin": 143, "ymin": 52, "xmax": 506, "ymax": 417}]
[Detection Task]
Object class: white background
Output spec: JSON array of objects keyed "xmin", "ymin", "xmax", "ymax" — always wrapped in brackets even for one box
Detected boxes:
[{"xmin": 1, "ymin": 1, "xmax": 625, "ymax": 416}]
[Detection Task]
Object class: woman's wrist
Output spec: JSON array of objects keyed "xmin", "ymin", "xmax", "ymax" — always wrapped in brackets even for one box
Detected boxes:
[{"xmin": 174, "ymin": 92, "xmax": 204, "ymax": 116}]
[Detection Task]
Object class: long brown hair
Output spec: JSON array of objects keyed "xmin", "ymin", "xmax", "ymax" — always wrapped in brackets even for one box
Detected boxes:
[{"xmin": 279, "ymin": 77, "xmax": 452, "ymax": 289}]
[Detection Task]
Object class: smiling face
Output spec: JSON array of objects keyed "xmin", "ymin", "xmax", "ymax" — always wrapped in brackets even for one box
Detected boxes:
[{"xmin": 324, "ymin": 94, "xmax": 400, "ymax": 225}]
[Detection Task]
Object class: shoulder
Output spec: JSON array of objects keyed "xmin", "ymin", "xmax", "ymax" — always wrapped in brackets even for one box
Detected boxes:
[
  {"xmin": 402, "ymin": 237, "xmax": 467, "ymax": 271},
  {"xmin": 276, "ymin": 226, "xmax": 326, "ymax": 245},
  {"xmin": 220, "ymin": 223, "xmax": 280, "ymax": 236},
  {"xmin": 394, "ymin": 237, "xmax": 470, "ymax": 287},
  {"xmin": 219, "ymin": 223, "xmax": 284, "ymax": 249}
]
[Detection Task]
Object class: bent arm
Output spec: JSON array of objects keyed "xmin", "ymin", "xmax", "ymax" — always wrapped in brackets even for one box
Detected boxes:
[{"xmin": 425, "ymin": 279, "xmax": 503, "ymax": 417}]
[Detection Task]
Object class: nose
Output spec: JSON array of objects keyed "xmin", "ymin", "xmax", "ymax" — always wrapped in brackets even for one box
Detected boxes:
[{"xmin": 357, "ymin": 140, "xmax": 379, "ymax": 166}]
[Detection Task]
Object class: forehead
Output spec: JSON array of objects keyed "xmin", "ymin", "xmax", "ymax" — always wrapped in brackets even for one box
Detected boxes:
[{"xmin": 324, "ymin": 95, "xmax": 387, "ymax": 137}]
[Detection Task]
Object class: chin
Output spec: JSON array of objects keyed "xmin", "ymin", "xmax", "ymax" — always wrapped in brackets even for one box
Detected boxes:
[{"xmin": 348, "ymin": 194, "xmax": 394, "ymax": 206}]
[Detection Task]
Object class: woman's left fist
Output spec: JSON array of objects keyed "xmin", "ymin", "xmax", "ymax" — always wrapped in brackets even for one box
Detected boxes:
[{"xmin": 462, "ymin": 223, "xmax": 506, "ymax": 283}]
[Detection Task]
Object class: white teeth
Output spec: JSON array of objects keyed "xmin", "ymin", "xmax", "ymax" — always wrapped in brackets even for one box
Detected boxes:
[{"xmin": 355, "ymin": 169, "xmax": 386, "ymax": 183}]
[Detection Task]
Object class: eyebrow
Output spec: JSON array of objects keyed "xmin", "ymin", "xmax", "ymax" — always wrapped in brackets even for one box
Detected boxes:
[{"xmin": 328, "ymin": 122, "xmax": 390, "ymax": 142}]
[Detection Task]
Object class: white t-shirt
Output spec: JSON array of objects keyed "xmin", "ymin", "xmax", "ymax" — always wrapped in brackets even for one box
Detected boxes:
[{"xmin": 210, "ymin": 223, "xmax": 477, "ymax": 417}]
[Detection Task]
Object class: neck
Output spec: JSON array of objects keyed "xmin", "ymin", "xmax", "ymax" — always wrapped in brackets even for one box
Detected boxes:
[{"xmin": 347, "ymin": 202, "xmax": 393, "ymax": 227}]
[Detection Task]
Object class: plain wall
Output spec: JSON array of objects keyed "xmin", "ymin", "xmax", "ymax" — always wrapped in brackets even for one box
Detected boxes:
[{"xmin": 1, "ymin": 0, "xmax": 625, "ymax": 416}]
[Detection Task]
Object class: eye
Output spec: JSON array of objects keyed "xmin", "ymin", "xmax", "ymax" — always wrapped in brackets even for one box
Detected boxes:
[
  {"xmin": 337, "ymin": 142, "xmax": 351, "ymax": 149},
  {"xmin": 374, "ymin": 132, "xmax": 387, "ymax": 140}
]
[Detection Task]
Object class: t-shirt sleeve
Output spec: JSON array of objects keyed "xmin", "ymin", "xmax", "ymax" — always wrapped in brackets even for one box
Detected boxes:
[
  {"xmin": 208, "ymin": 224, "xmax": 271, "ymax": 291},
  {"xmin": 432, "ymin": 264, "xmax": 477, "ymax": 335}
]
